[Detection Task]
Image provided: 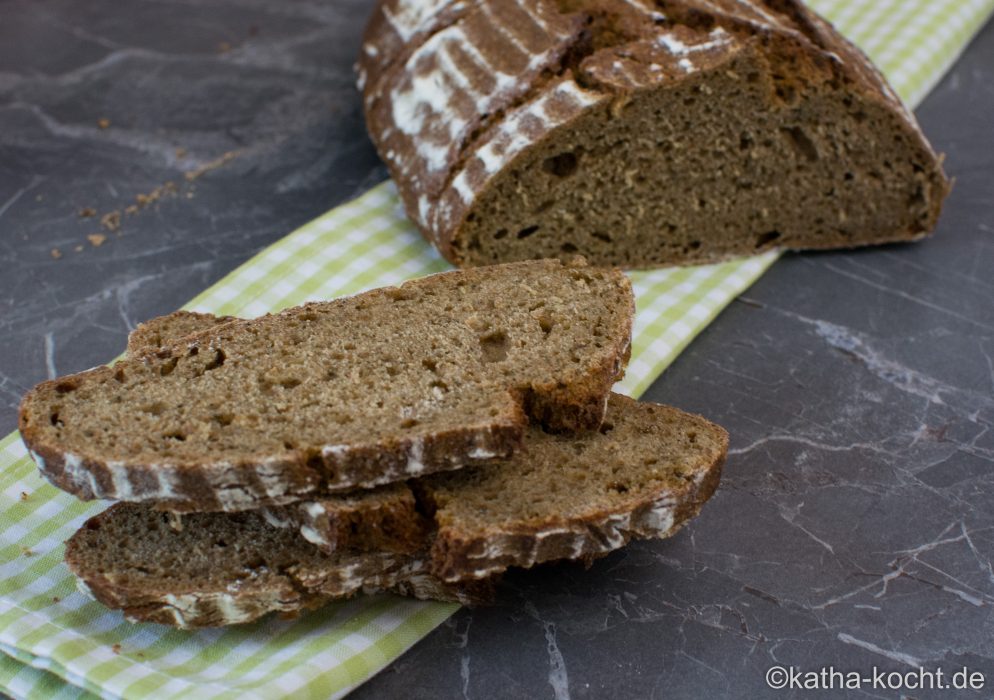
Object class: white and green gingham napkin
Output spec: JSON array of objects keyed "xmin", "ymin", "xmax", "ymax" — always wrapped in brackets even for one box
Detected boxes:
[{"xmin": 2, "ymin": 1, "xmax": 992, "ymax": 697}]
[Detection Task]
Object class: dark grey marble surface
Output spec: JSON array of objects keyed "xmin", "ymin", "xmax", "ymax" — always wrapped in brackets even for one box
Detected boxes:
[{"xmin": 2, "ymin": 2, "xmax": 993, "ymax": 698}]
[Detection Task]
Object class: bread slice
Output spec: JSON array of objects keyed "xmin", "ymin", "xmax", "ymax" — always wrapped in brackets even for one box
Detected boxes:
[
  {"xmin": 20, "ymin": 259, "xmax": 633, "ymax": 511},
  {"xmin": 130, "ymin": 314, "xmax": 436, "ymax": 552},
  {"xmin": 65, "ymin": 503, "xmax": 493, "ymax": 628},
  {"xmin": 422, "ymin": 393, "xmax": 727, "ymax": 580},
  {"xmin": 359, "ymin": 0, "xmax": 949, "ymax": 268}
]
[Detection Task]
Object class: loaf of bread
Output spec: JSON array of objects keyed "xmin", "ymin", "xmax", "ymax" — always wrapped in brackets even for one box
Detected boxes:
[
  {"xmin": 66, "ymin": 504, "xmax": 493, "ymax": 628},
  {"xmin": 20, "ymin": 259, "xmax": 633, "ymax": 512},
  {"xmin": 357, "ymin": 0, "xmax": 950, "ymax": 268}
]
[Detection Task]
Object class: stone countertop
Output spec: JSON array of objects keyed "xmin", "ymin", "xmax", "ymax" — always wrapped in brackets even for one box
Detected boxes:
[{"xmin": 2, "ymin": 2, "xmax": 993, "ymax": 698}]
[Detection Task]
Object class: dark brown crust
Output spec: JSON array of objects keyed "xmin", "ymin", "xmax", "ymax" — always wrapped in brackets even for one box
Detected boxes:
[
  {"xmin": 358, "ymin": 0, "xmax": 587, "ymax": 222},
  {"xmin": 20, "ymin": 260, "xmax": 633, "ymax": 511},
  {"xmin": 360, "ymin": 0, "xmax": 950, "ymax": 268},
  {"xmin": 356, "ymin": 0, "xmax": 478, "ymax": 100},
  {"xmin": 156, "ymin": 419, "xmax": 525, "ymax": 514},
  {"xmin": 84, "ymin": 572, "xmax": 496, "ymax": 629}
]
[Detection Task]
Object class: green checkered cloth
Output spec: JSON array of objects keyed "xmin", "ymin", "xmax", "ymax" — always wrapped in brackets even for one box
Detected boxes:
[{"xmin": 2, "ymin": 1, "xmax": 991, "ymax": 697}]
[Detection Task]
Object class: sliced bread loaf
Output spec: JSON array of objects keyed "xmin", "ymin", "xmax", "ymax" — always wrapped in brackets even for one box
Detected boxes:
[
  {"xmin": 20, "ymin": 259, "xmax": 633, "ymax": 511},
  {"xmin": 66, "ymin": 503, "xmax": 492, "ymax": 628},
  {"xmin": 358, "ymin": 0, "xmax": 949, "ymax": 268}
]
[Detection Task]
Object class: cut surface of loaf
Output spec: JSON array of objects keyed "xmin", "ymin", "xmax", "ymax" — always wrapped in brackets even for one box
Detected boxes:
[
  {"xmin": 20, "ymin": 259, "xmax": 633, "ymax": 511},
  {"xmin": 66, "ymin": 504, "xmax": 493, "ymax": 628},
  {"xmin": 359, "ymin": 0, "xmax": 950, "ymax": 268}
]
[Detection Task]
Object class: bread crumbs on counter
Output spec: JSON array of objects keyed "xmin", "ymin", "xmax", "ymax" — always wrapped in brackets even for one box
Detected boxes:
[
  {"xmin": 53, "ymin": 153, "xmax": 236, "ymax": 261},
  {"xmin": 112, "ymin": 644, "xmax": 121, "ymax": 654},
  {"xmin": 19, "ymin": 491, "xmax": 28, "ymax": 500},
  {"xmin": 184, "ymin": 151, "xmax": 239, "ymax": 181},
  {"xmin": 100, "ymin": 210, "xmax": 121, "ymax": 232},
  {"xmin": 134, "ymin": 181, "xmax": 177, "ymax": 209},
  {"xmin": 52, "ymin": 596, "xmax": 61, "ymax": 603},
  {"xmin": 21, "ymin": 547, "xmax": 33, "ymax": 557},
  {"xmin": 97, "ymin": 118, "xmax": 110, "ymax": 129}
]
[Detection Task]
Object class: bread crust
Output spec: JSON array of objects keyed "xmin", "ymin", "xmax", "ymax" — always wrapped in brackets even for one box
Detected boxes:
[
  {"xmin": 359, "ymin": 0, "xmax": 950, "ymax": 267},
  {"xmin": 20, "ymin": 259, "xmax": 633, "ymax": 511},
  {"xmin": 23, "ymin": 416, "xmax": 525, "ymax": 512}
]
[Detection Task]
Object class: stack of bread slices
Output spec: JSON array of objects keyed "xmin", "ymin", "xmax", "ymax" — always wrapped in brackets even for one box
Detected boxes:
[{"xmin": 19, "ymin": 259, "xmax": 728, "ymax": 628}]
